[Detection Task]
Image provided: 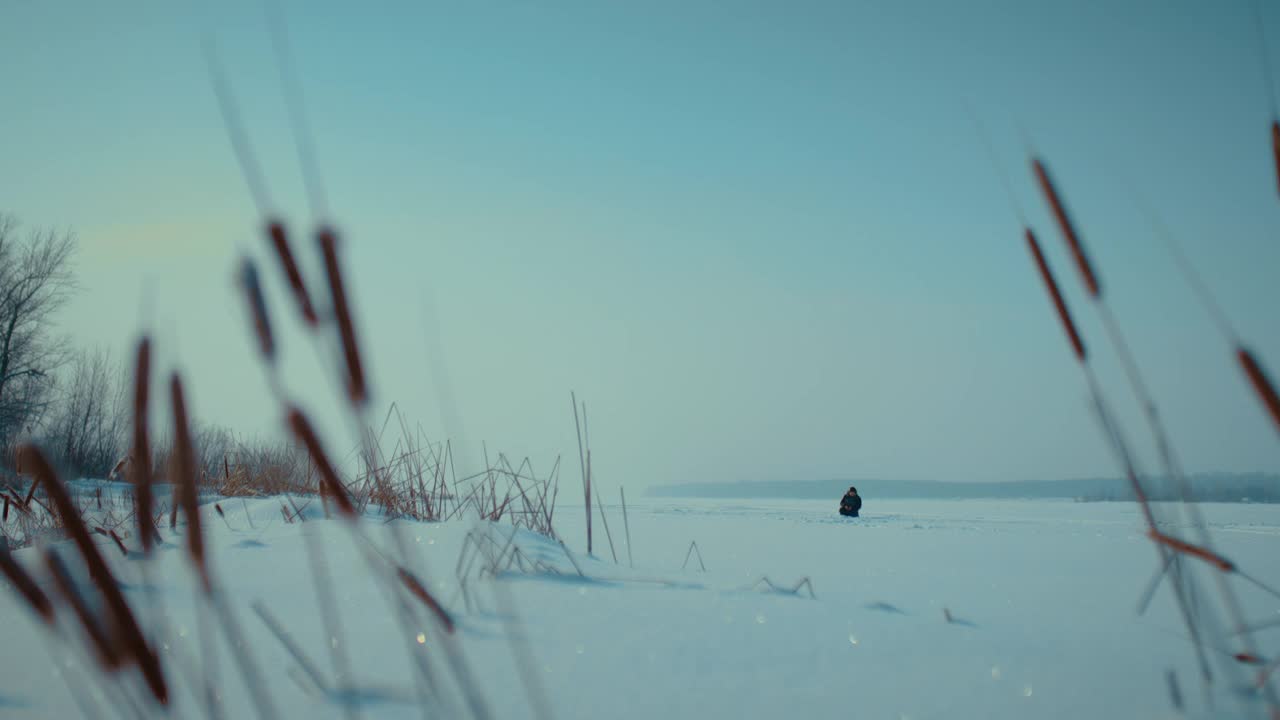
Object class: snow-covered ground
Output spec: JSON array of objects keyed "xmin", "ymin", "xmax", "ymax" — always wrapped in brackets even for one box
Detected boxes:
[{"xmin": 1, "ymin": 496, "xmax": 1278, "ymax": 719}]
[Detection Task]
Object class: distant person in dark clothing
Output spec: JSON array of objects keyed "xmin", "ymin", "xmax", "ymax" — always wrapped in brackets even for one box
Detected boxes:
[{"xmin": 839, "ymin": 486, "xmax": 862, "ymax": 517}]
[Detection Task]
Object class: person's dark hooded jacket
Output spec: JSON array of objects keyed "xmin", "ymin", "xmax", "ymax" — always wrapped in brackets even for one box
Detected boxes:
[{"xmin": 839, "ymin": 488, "xmax": 862, "ymax": 517}]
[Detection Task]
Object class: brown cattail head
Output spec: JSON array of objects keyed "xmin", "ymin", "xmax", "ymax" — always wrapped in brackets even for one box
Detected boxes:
[
  {"xmin": 1271, "ymin": 120, "xmax": 1280, "ymax": 199},
  {"xmin": 1148, "ymin": 530, "xmax": 1236, "ymax": 573},
  {"xmin": 1025, "ymin": 227, "xmax": 1088, "ymax": 363},
  {"xmin": 286, "ymin": 407, "xmax": 355, "ymax": 519},
  {"xmin": 318, "ymin": 227, "xmax": 367, "ymax": 406},
  {"xmin": 1238, "ymin": 347, "xmax": 1280, "ymax": 435},
  {"xmin": 15, "ymin": 445, "xmax": 168, "ymax": 703},
  {"xmin": 0, "ymin": 539, "xmax": 54, "ymax": 624},
  {"xmin": 131, "ymin": 336, "xmax": 156, "ymax": 553},
  {"xmin": 44, "ymin": 550, "xmax": 120, "ymax": 669},
  {"xmin": 267, "ymin": 219, "xmax": 319, "ymax": 327},
  {"xmin": 1032, "ymin": 158, "xmax": 1101, "ymax": 299},
  {"xmin": 170, "ymin": 374, "xmax": 209, "ymax": 593},
  {"xmin": 396, "ymin": 566, "xmax": 455, "ymax": 634},
  {"xmin": 239, "ymin": 257, "xmax": 276, "ymax": 362}
]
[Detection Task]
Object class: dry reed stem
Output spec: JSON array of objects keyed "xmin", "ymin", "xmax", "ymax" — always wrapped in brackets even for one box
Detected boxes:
[
  {"xmin": 171, "ymin": 374, "xmax": 209, "ymax": 592},
  {"xmin": 92, "ymin": 527, "xmax": 127, "ymax": 557},
  {"xmin": 620, "ymin": 487, "xmax": 633, "ymax": 568},
  {"xmin": 1166, "ymin": 669, "xmax": 1183, "ymax": 711},
  {"xmin": 287, "ymin": 407, "xmax": 355, "ymax": 518},
  {"xmin": 1033, "ymin": 168, "xmax": 1271, "ymax": 688},
  {"xmin": 22, "ymin": 468, "xmax": 41, "ymax": 507},
  {"xmin": 0, "ymin": 539, "xmax": 53, "ymax": 623},
  {"xmin": 571, "ymin": 393, "xmax": 590, "ymax": 555},
  {"xmin": 1031, "ymin": 158, "xmax": 1101, "ymax": 298},
  {"xmin": 107, "ymin": 530, "xmax": 127, "ymax": 557},
  {"xmin": 592, "ymin": 456, "xmax": 618, "ymax": 564},
  {"xmin": 16, "ymin": 445, "xmax": 168, "ymax": 704},
  {"xmin": 266, "ymin": 220, "xmax": 318, "ymax": 326},
  {"xmin": 44, "ymin": 549, "xmax": 120, "ymax": 670},
  {"xmin": 1238, "ymin": 347, "xmax": 1280, "ymax": 435},
  {"xmin": 1260, "ymin": 659, "xmax": 1280, "ymax": 689},
  {"xmin": 682, "ymin": 541, "xmax": 706, "ymax": 572},
  {"xmin": 318, "ymin": 228, "xmax": 366, "ymax": 406},
  {"xmin": 396, "ymin": 567, "xmax": 456, "ymax": 634},
  {"xmin": 251, "ymin": 601, "xmax": 330, "ymax": 695}
]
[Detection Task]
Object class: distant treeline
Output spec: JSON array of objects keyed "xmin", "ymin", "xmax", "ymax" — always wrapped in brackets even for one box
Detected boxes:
[{"xmin": 648, "ymin": 473, "xmax": 1280, "ymax": 503}]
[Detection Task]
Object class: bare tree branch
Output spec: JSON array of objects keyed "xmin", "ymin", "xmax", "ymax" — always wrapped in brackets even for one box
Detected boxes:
[{"xmin": 0, "ymin": 213, "xmax": 77, "ymax": 454}]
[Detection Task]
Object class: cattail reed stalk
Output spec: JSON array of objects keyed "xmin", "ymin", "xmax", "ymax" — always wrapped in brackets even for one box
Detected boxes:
[
  {"xmin": 1103, "ymin": 227, "xmax": 1277, "ymax": 707},
  {"xmin": 44, "ymin": 550, "xmax": 120, "ymax": 669},
  {"xmin": 318, "ymin": 228, "xmax": 367, "ymax": 406},
  {"xmin": 214, "ymin": 503, "xmax": 234, "ymax": 532},
  {"xmin": 1238, "ymin": 347, "xmax": 1280, "ymax": 435},
  {"xmin": 23, "ymin": 468, "xmax": 41, "ymax": 507},
  {"xmin": 93, "ymin": 527, "xmax": 126, "ymax": 557},
  {"xmin": 1025, "ymin": 229, "xmax": 1087, "ymax": 362},
  {"xmin": 1149, "ymin": 531, "xmax": 1235, "ymax": 573},
  {"xmin": 240, "ymin": 258, "xmax": 276, "ymax": 362},
  {"xmin": 251, "ymin": 601, "xmax": 331, "ymax": 694},
  {"xmin": 1031, "ymin": 158, "xmax": 1101, "ymax": 298},
  {"xmin": 1166, "ymin": 669, "xmax": 1184, "ymax": 711},
  {"xmin": 287, "ymin": 407, "xmax": 355, "ymax": 518},
  {"xmin": 620, "ymin": 486, "xmax": 633, "ymax": 568},
  {"xmin": 132, "ymin": 337, "xmax": 156, "ymax": 552},
  {"xmin": 1137, "ymin": 205, "xmax": 1280, "ymax": 441},
  {"xmin": 108, "ymin": 530, "xmax": 127, "ymax": 557},
  {"xmin": 267, "ymin": 220, "xmax": 318, "ymax": 326},
  {"xmin": 1024, "ymin": 192, "xmax": 1227, "ymax": 688},
  {"xmin": 295, "ymin": 526, "xmax": 355, "ymax": 720},
  {"xmin": 16, "ymin": 445, "xmax": 168, "ymax": 704},
  {"xmin": 591, "ymin": 454, "xmax": 618, "ymax": 564},
  {"xmin": 571, "ymin": 393, "xmax": 591, "ymax": 554},
  {"xmin": 396, "ymin": 567, "xmax": 456, "ymax": 634},
  {"xmin": 171, "ymin": 374, "xmax": 209, "ymax": 592},
  {"xmin": 1272, "ymin": 121, "xmax": 1280, "ymax": 198},
  {"xmin": 1256, "ymin": 0, "xmax": 1280, "ymax": 195},
  {"xmin": 682, "ymin": 541, "xmax": 706, "ymax": 572},
  {"xmin": 0, "ymin": 539, "xmax": 54, "ymax": 623},
  {"xmin": 7, "ymin": 490, "xmax": 30, "ymax": 516},
  {"xmin": 1260, "ymin": 659, "xmax": 1280, "ymax": 689}
]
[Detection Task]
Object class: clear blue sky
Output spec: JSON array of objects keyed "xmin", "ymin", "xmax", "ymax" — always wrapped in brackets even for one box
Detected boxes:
[{"xmin": 2, "ymin": 0, "xmax": 1278, "ymax": 491}]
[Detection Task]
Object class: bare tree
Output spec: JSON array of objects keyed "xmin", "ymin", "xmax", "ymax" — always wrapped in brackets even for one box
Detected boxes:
[
  {"xmin": 42, "ymin": 347, "xmax": 128, "ymax": 477},
  {"xmin": 0, "ymin": 214, "xmax": 77, "ymax": 456}
]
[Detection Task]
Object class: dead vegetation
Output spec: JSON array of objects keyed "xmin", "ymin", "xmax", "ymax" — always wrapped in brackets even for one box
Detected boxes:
[{"xmin": 0, "ymin": 5, "xmax": 1278, "ymax": 720}]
